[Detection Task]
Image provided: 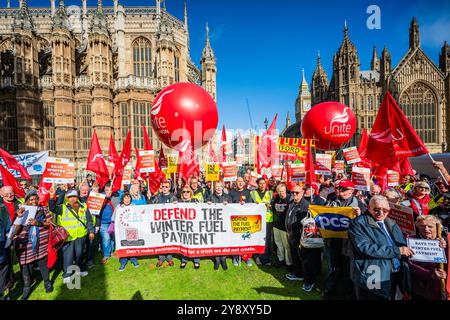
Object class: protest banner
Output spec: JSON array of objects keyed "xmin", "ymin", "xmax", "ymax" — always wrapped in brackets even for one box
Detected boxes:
[
  {"xmin": 42, "ymin": 157, "xmax": 74, "ymax": 184},
  {"xmin": 343, "ymin": 147, "xmax": 361, "ymax": 165},
  {"xmin": 122, "ymin": 164, "xmax": 132, "ymax": 185},
  {"xmin": 309, "ymin": 205, "xmax": 356, "ymax": 239},
  {"xmin": 333, "ymin": 160, "xmax": 345, "ymax": 173},
  {"xmin": 388, "ymin": 203, "xmax": 415, "ymax": 236},
  {"xmin": 167, "ymin": 155, "xmax": 178, "ymax": 174},
  {"xmin": 114, "ymin": 203, "xmax": 267, "ymax": 258},
  {"xmin": 223, "ymin": 162, "xmax": 238, "ymax": 182},
  {"xmin": 235, "ymin": 154, "xmax": 244, "ymax": 166},
  {"xmin": 315, "ymin": 154, "xmax": 332, "ymax": 175},
  {"xmin": 277, "ymin": 138, "xmax": 310, "ymax": 161},
  {"xmin": 86, "ymin": 192, "xmax": 107, "ymax": 216},
  {"xmin": 0, "ymin": 151, "xmax": 48, "ymax": 177},
  {"xmin": 351, "ymin": 166, "xmax": 371, "ymax": 191},
  {"xmin": 206, "ymin": 163, "xmax": 220, "ymax": 182},
  {"xmin": 271, "ymin": 164, "xmax": 283, "ymax": 181},
  {"xmin": 407, "ymin": 238, "xmax": 447, "ymax": 263},
  {"xmin": 289, "ymin": 163, "xmax": 306, "ymax": 182},
  {"xmin": 387, "ymin": 170, "xmax": 400, "ymax": 187},
  {"xmin": 247, "ymin": 171, "xmax": 259, "ymax": 190},
  {"xmin": 139, "ymin": 150, "xmax": 156, "ymax": 173}
]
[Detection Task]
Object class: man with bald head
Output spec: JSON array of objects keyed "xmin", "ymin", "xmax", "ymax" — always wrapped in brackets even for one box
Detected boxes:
[
  {"xmin": 349, "ymin": 195, "xmax": 414, "ymax": 300},
  {"xmin": 0, "ymin": 186, "xmax": 20, "ymax": 225}
]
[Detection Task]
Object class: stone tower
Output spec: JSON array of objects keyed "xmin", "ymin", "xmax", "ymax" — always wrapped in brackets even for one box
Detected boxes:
[
  {"xmin": 201, "ymin": 23, "xmax": 217, "ymax": 102},
  {"xmin": 156, "ymin": 9, "xmax": 176, "ymax": 89},
  {"xmin": 311, "ymin": 52, "xmax": 328, "ymax": 106},
  {"xmin": 409, "ymin": 17, "xmax": 420, "ymax": 50},
  {"xmin": 371, "ymin": 46, "xmax": 379, "ymax": 71},
  {"xmin": 294, "ymin": 68, "xmax": 311, "ymax": 122},
  {"xmin": 440, "ymin": 41, "xmax": 450, "ymax": 147},
  {"xmin": 13, "ymin": 0, "xmax": 41, "ymax": 152},
  {"xmin": 380, "ymin": 45, "xmax": 392, "ymax": 90}
]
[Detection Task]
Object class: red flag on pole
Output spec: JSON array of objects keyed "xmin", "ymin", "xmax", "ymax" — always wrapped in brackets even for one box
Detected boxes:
[
  {"xmin": 158, "ymin": 147, "xmax": 167, "ymax": 169},
  {"xmin": 134, "ymin": 147, "xmax": 141, "ymax": 179},
  {"xmin": 366, "ymin": 92, "xmax": 429, "ymax": 168},
  {"xmin": 112, "ymin": 130, "xmax": 132, "ymax": 192},
  {"xmin": 86, "ymin": 129, "xmax": 110, "ymax": 189},
  {"xmin": 0, "ymin": 148, "xmax": 32, "ymax": 182},
  {"xmin": 208, "ymin": 139, "xmax": 219, "ymax": 163},
  {"xmin": 178, "ymin": 139, "xmax": 199, "ymax": 181},
  {"xmin": 108, "ymin": 134, "xmax": 119, "ymax": 164},
  {"xmin": 143, "ymin": 125, "xmax": 154, "ymax": 151},
  {"xmin": 37, "ymin": 174, "xmax": 52, "ymax": 206},
  {"xmin": 255, "ymin": 135, "xmax": 261, "ymax": 174},
  {"xmin": 305, "ymin": 139, "xmax": 316, "ymax": 185},
  {"xmin": 259, "ymin": 114, "xmax": 278, "ymax": 170},
  {"xmin": 0, "ymin": 164, "xmax": 25, "ymax": 198},
  {"xmin": 221, "ymin": 125, "xmax": 227, "ymax": 164}
]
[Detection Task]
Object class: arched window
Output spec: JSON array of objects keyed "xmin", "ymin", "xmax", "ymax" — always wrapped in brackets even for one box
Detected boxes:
[
  {"xmin": 132, "ymin": 37, "xmax": 152, "ymax": 78},
  {"xmin": 399, "ymin": 82, "xmax": 437, "ymax": 144}
]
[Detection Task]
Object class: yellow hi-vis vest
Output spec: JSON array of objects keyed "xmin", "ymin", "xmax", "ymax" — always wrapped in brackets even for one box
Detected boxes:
[
  {"xmin": 429, "ymin": 194, "xmax": 444, "ymax": 210},
  {"xmin": 57, "ymin": 203, "xmax": 89, "ymax": 242},
  {"xmin": 251, "ymin": 190, "xmax": 273, "ymax": 222},
  {"xmin": 193, "ymin": 189, "xmax": 205, "ymax": 203}
]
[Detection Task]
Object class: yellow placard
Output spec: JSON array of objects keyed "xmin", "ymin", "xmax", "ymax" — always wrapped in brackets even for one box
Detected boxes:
[
  {"xmin": 230, "ymin": 215, "xmax": 262, "ymax": 233},
  {"xmin": 309, "ymin": 205, "xmax": 357, "ymax": 239},
  {"xmin": 167, "ymin": 155, "xmax": 178, "ymax": 174},
  {"xmin": 205, "ymin": 163, "xmax": 220, "ymax": 182}
]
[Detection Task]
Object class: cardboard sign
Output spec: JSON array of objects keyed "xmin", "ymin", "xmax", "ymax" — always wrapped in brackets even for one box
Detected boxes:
[
  {"xmin": 387, "ymin": 170, "xmax": 400, "ymax": 187},
  {"xmin": 343, "ymin": 147, "xmax": 361, "ymax": 165},
  {"xmin": 42, "ymin": 157, "xmax": 75, "ymax": 184},
  {"xmin": 247, "ymin": 171, "xmax": 259, "ymax": 190},
  {"xmin": 333, "ymin": 160, "xmax": 345, "ymax": 173},
  {"xmin": 407, "ymin": 238, "xmax": 447, "ymax": 263},
  {"xmin": 86, "ymin": 192, "xmax": 106, "ymax": 216},
  {"xmin": 235, "ymin": 154, "xmax": 245, "ymax": 166},
  {"xmin": 223, "ymin": 162, "xmax": 238, "ymax": 182},
  {"xmin": 351, "ymin": 166, "xmax": 371, "ymax": 191},
  {"xmin": 122, "ymin": 164, "xmax": 132, "ymax": 185},
  {"xmin": 388, "ymin": 203, "xmax": 416, "ymax": 236},
  {"xmin": 290, "ymin": 163, "xmax": 306, "ymax": 182},
  {"xmin": 167, "ymin": 155, "xmax": 178, "ymax": 174},
  {"xmin": 139, "ymin": 150, "xmax": 155, "ymax": 173},
  {"xmin": 315, "ymin": 154, "xmax": 332, "ymax": 175},
  {"xmin": 206, "ymin": 163, "xmax": 220, "ymax": 182},
  {"xmin": 271, "ymin": 165, "xmax": 283, "ymax": 181}
]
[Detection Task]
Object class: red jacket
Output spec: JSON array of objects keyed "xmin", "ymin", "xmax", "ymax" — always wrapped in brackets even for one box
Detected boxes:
[{"xmin": 408, "ymin": 194, "xmax": 430, "ymax": 219}]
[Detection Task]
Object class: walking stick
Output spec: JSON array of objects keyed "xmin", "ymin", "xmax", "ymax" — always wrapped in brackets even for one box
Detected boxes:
[{"xmin": 437, "ymin": 223, "xmax": 447, "ymax": 300}]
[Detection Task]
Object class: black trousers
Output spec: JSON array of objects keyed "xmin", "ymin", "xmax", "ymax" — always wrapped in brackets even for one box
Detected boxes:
[
  {"xmin": 61, "ymin": 236, "xmax": 87, "ymax": 278},
  {"xmin": 300, "ymin": 247, "xmax": 322, "ymax": 285},
  {"xmin": 259, "ymin": 222, "xmax": 273, "ymax": 264},
  {"xmin": 288, "ymin": 237, "xmax": 303, "ymax": 277},
  {"xmin": 0, "ymin": 262, "xmax": 10, "ymax": 296},
  {"xmin": 21, "ymin": 256, "xmax": 49, "ymax": 287}
]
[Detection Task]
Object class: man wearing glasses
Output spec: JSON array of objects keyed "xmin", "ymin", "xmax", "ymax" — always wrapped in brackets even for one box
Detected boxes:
[
  {"xmin": 151, "ymin": 180, "xmax": 177, "ymax": 267},
  {"xmin": 401, "ymin": 181, "xmax": 431, "ymax": 220},
  {"xmin": 349, "ymin": 195, "xmax": 414, "ymax": 300}
]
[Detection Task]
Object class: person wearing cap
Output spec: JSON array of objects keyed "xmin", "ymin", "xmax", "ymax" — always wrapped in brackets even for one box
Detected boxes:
[
  {"xmin": 349, "ymin": 195, "xmax": 414, "ymax": 300},
  {"xmin": 322, "ymin": 179, "xmax": 367, "ymax": 300},
  {"xmin": 49, "ymin": 187, "xmax": 95, "ymax": 284},
  {"xmin": 401, "ymin": 181, "xmax": 431, "ymax": 220},
  {"xmin": 13, "ymin": 190, "xmax": 53, "ymax": 299},
  {"xmin": 250, "ymin": 178, "xmax": 274, "ymax": 266}
]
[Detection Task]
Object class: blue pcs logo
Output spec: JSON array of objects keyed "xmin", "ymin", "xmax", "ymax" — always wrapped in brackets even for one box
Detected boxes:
[
  {"xmin": 314, "ymin": 214, "xmax": 350, "ymax": 231},
  {"xmin": 33, "ymin": 164, "xmax": 43, "ymax": 172}
]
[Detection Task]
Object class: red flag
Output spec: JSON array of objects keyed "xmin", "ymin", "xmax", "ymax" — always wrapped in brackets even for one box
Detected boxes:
[
  {"xmin": 305, "ymin": 139, "xmax": 316, "ymax": 185},
  {"xmin": 37, "ymin": 175, "xmax": 52, "ymax": 206},
  {"xmin": 108, "ymin": 134, "xmax": 119, "ymax": 164},
  {"xmin": 112, "ymin": 131, "xmax": 132, "ymax": 192},
  {"xmin": 259, "ymin": 114, "xmax": 278, "ymax": 170},
  {"xmin": 398, "ymin": 157, "xmax": 414, "ymax": 177},
  {"xmin": 47, "ymin": 224, "xmax": 57, "ymax": 269},
  {"xmin": 208, "ymin": 139, "xmax": 219, "ymax": 163},
  {"xmin": 86, "ymin": 129, "xmax": 110, "ymax": 188},
  {"xmin": 134, "ymin": 148, "xmax": 141, "ymax": 179},
  {"xmin": 0, "ymin": 148, "xmax": 32, "ymax": 182},
  {"xmin": 255, "ymin": 135, "xmax": 261, "ymax": 174},
  {"xmin": 0, "ymin": 164, "xmax": 25, "ymax": 198},
  {"xmin": 221, "ymin": 125, "xmax": 227, "ymax": 164},
  {"xmin": 366, "ymin": 92, "xmax": 429, "ymax": 168},
  {"xmin": 143, "ymin": 125, "xmax": 153, "ymax": 151},
  {"xmin": 178, "ymin": 139, "xmax": 199, "ymax": 181},
  {"xmin": 158, "ymin": 147, "xmax": 167, "ymax": 169}
]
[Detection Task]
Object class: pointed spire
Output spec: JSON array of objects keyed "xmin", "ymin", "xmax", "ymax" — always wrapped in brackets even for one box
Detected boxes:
[
  {"xmin": 184, "ymin": 1, "xmax": 188, "ymax": 30},
  {"xmin": 98, "ymin": 0, "xmax": 103, "ymax": 12},
  {"xmin": 409, "ymin": 16, "xmax": 420, "ymax": 50},
  {"xmin": 163, "ymin": 0, "xmax": 166, "ymax": 11},
  {"xmin": 371, "ymin": 46, "xmax": 379, "ymax": 71},
  {"xmin": 301, "ymin": 68, "xmax": 307, "ymax": 85},
  {"xmin": 201, "ymin": 22, "xmax": 215, "ymax": 63},
  {"xmin": 344, "ymin": 19, "xmax": 348, "ymax": 37},
  {"xmin": 286, "ymin": 111, "xmax": 291, "ymax": 129},
  {"xmin": 14, "ymin": 0, "xmax": 35, "ymax": 32}
]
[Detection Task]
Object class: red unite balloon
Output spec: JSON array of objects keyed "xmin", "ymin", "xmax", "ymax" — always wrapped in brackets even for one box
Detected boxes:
[
  {"xmin": 151, "ymin": 82, "xmax": 218, "ymax": 150},
  {"xmin": 301, "ymin": 102, "xmax": 356, "ymax": 150}
]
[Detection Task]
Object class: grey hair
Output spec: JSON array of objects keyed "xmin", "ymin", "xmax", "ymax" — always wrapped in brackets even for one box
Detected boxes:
[
  {"xmin": 276, "ymin": 183, "xmax": 287, "ymax": 193},
  {"xmin": 369, "ymin": 195, "xmax": 390, "ymax": 208},
  {"xmin": 415, "ymin": 215, "xmax": 443, "ymax": 231}
]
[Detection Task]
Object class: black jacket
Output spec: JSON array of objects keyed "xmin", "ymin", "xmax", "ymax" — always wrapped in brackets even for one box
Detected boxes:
[
  {"xmin": 229, "ymin": 189, "xmax": 253, "ymax": 204},
  {"xmin": 207, "ymin": 193, "xmax": 232, "ymax": 204},
  {"xmin": 152, "ymin": 193, "xmax": 178, "ymax": 204},
  {"xmin": 285, "ymin": 198, "xmax": 310, "ymax": 242},
  {"xmin": 271, "ymin": 195, "xmax": 290, "ymax": 231}
]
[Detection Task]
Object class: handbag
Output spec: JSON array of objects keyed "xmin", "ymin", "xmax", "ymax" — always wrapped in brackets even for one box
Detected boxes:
[
  {"xmin": 299, "ymin": 210, "xmax": 324, "ymax": 249},
  {"xmin": 50, "ymin": 222, "xmax": 69, "ymax": 251}
]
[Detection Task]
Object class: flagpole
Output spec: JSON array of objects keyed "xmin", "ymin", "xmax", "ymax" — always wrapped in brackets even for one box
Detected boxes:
[{"xmin": 427, "ymin": 153, "xmax": 449, "ymax": 186}]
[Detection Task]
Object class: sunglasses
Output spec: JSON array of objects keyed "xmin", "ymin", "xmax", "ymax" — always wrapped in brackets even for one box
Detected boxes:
[
  {"xmin": 162, "ymin": 186, "xmax": 170, "ymax": 188},
  {"xmin": 373, "ymin": 208, "xmax": 390, "ymax": 213},
  {"xmin": 182, "ymin": 191, "xmax": 191, "ymax": 193},
  {"xmin": 417, "ymin": 187, "xmax": 430, "ymax": 190},
  {"xmin": 293, "ymin": 191, "xmax": 302, "ymax": 195}
]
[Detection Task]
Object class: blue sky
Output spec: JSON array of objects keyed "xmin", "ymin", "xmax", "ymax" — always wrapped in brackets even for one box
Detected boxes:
[{"xmin": 26, "ymin": 0, "xmax": 450, "ymax": 133}]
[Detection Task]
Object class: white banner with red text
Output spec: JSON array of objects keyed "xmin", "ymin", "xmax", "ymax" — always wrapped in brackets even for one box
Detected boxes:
[{"xmin": 115, "ymin": 203, "xmax": 267, "ymax": 258}]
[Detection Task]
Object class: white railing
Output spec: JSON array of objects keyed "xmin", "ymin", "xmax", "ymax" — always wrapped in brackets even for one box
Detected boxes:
[
  {"xmin": 114, "ymin": 75, "xmax": 156, "ymax": 91},
  {"xmin": 0, "ymin": 76, "xmax": 12, "ymax": 88},
  {"xmin": 39, "ymin": 75, "xmax": 53, "ymax": 89},
  {"xmin": 75, "ymin": 75, "xmax": 91, "ymax": 88}
]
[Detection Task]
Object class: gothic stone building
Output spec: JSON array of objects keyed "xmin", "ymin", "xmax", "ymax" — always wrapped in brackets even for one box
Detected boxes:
[
  {"xmin": 0, "ymin": 0, "xmax": 217, "ymax": 174},
  {"xmin": 285, "ymin": 18, "xmax": 450, "ymax": 154}
]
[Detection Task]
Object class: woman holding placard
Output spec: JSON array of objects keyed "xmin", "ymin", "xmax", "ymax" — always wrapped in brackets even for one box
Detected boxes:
[{"xmin": 408, "ymin": 215, "xmax": 447, "ymax": 300}]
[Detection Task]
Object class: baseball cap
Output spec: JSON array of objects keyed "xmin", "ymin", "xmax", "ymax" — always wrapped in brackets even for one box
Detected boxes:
[
  {"xmin": 65, "ymin": 189, "xmax": 79, "ymax": 198},
  {"xmin": 338, "ymin": 180, "xmax": 355, "ymax": 189},
  {"xmin": 414, "ymin": 181, "xmax": 430, "ymax": 190},
  {"xmin": 25, "ymin": 189, "xmax": 38, "ymax": 201}
]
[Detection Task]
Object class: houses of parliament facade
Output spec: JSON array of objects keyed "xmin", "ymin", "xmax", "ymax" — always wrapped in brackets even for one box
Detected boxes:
[
  {"xmin": 288, "ymin": 18, "xmax": 450, "ymax": 154},
  {"xmin": 0, "ymin": 0, "xmax": 217, "ymax": 172}
]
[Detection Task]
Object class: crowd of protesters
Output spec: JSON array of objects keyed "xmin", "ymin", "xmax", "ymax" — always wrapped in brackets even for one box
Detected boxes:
[{"xmin": 0, "ymin": 160, "xmax": 449, "ymax": 300}]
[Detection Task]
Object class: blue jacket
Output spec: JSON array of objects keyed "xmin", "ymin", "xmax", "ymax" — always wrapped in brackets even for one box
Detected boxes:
[{"xmin": 348, "ymin": 213, "xmax": 410, "ymax": 299}]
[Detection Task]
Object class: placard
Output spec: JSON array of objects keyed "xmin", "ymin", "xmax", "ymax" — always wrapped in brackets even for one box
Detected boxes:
[
  {"xmin": 333, "ymin": 160, "xmax": 345, "ymax": 173},
  {"xmin": 206, "ymin": 163, "xmax": 220, "ymax": 182},
  {"xmin": 290, "ymin": 163, "xmax": 306, "ymax": 183},
  {"xmin": 139, "ymin": 150, "xmax": 156, "ymax": 173},
  {"xmin": 387, "ymin": 170, "xmax": 400, "ymax": 187},
  {"xmin": 122, "ymin": 164, "xmax": 132, "ymax": 185},
  {"xmin": 271, "ymin": 165, "xmax": 283, "ymax": 181},
  {"xmin": 351, "ymin": 166, "xmax": 371, "ymax": 191},
  {"xmin": 343, "ymin": 147, "xmax": 361, "ymax": 165},
  {"xmin": 167, "ymin": 155, "xmax": 178, "ymax": 174},
  {"xmin": 86, "ymin": 192, "xmax": 106, "ymax": 216},
  {"xmin": 388, "ymin": 203, "xmax": 416, "ymax": 236},
  {"xmin": 42, "ymin": 157, "xmax": 75, "ymax": 184},
  {"xmin": 223, "ymin": 162, "xmax": 238, "ymax": 182},
  {"xmin": 0, "ymin": 151, "xmax": 48, "ymax": 177},
  {"xmin": 247, "ymin": 171, "xmax": 259, "ymax": 190},
  {"xmin": 407, "ymin": 238, "xmax": 447, "ymax": 263},
  {"xmin": 315, "ymin": 154, "xmax": 332, "ymax": 175}
]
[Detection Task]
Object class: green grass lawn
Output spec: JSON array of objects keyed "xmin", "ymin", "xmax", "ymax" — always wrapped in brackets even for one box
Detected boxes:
[{"xmin": 9, "ymin": 254, "xmax": 324, "ymax": 300}]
